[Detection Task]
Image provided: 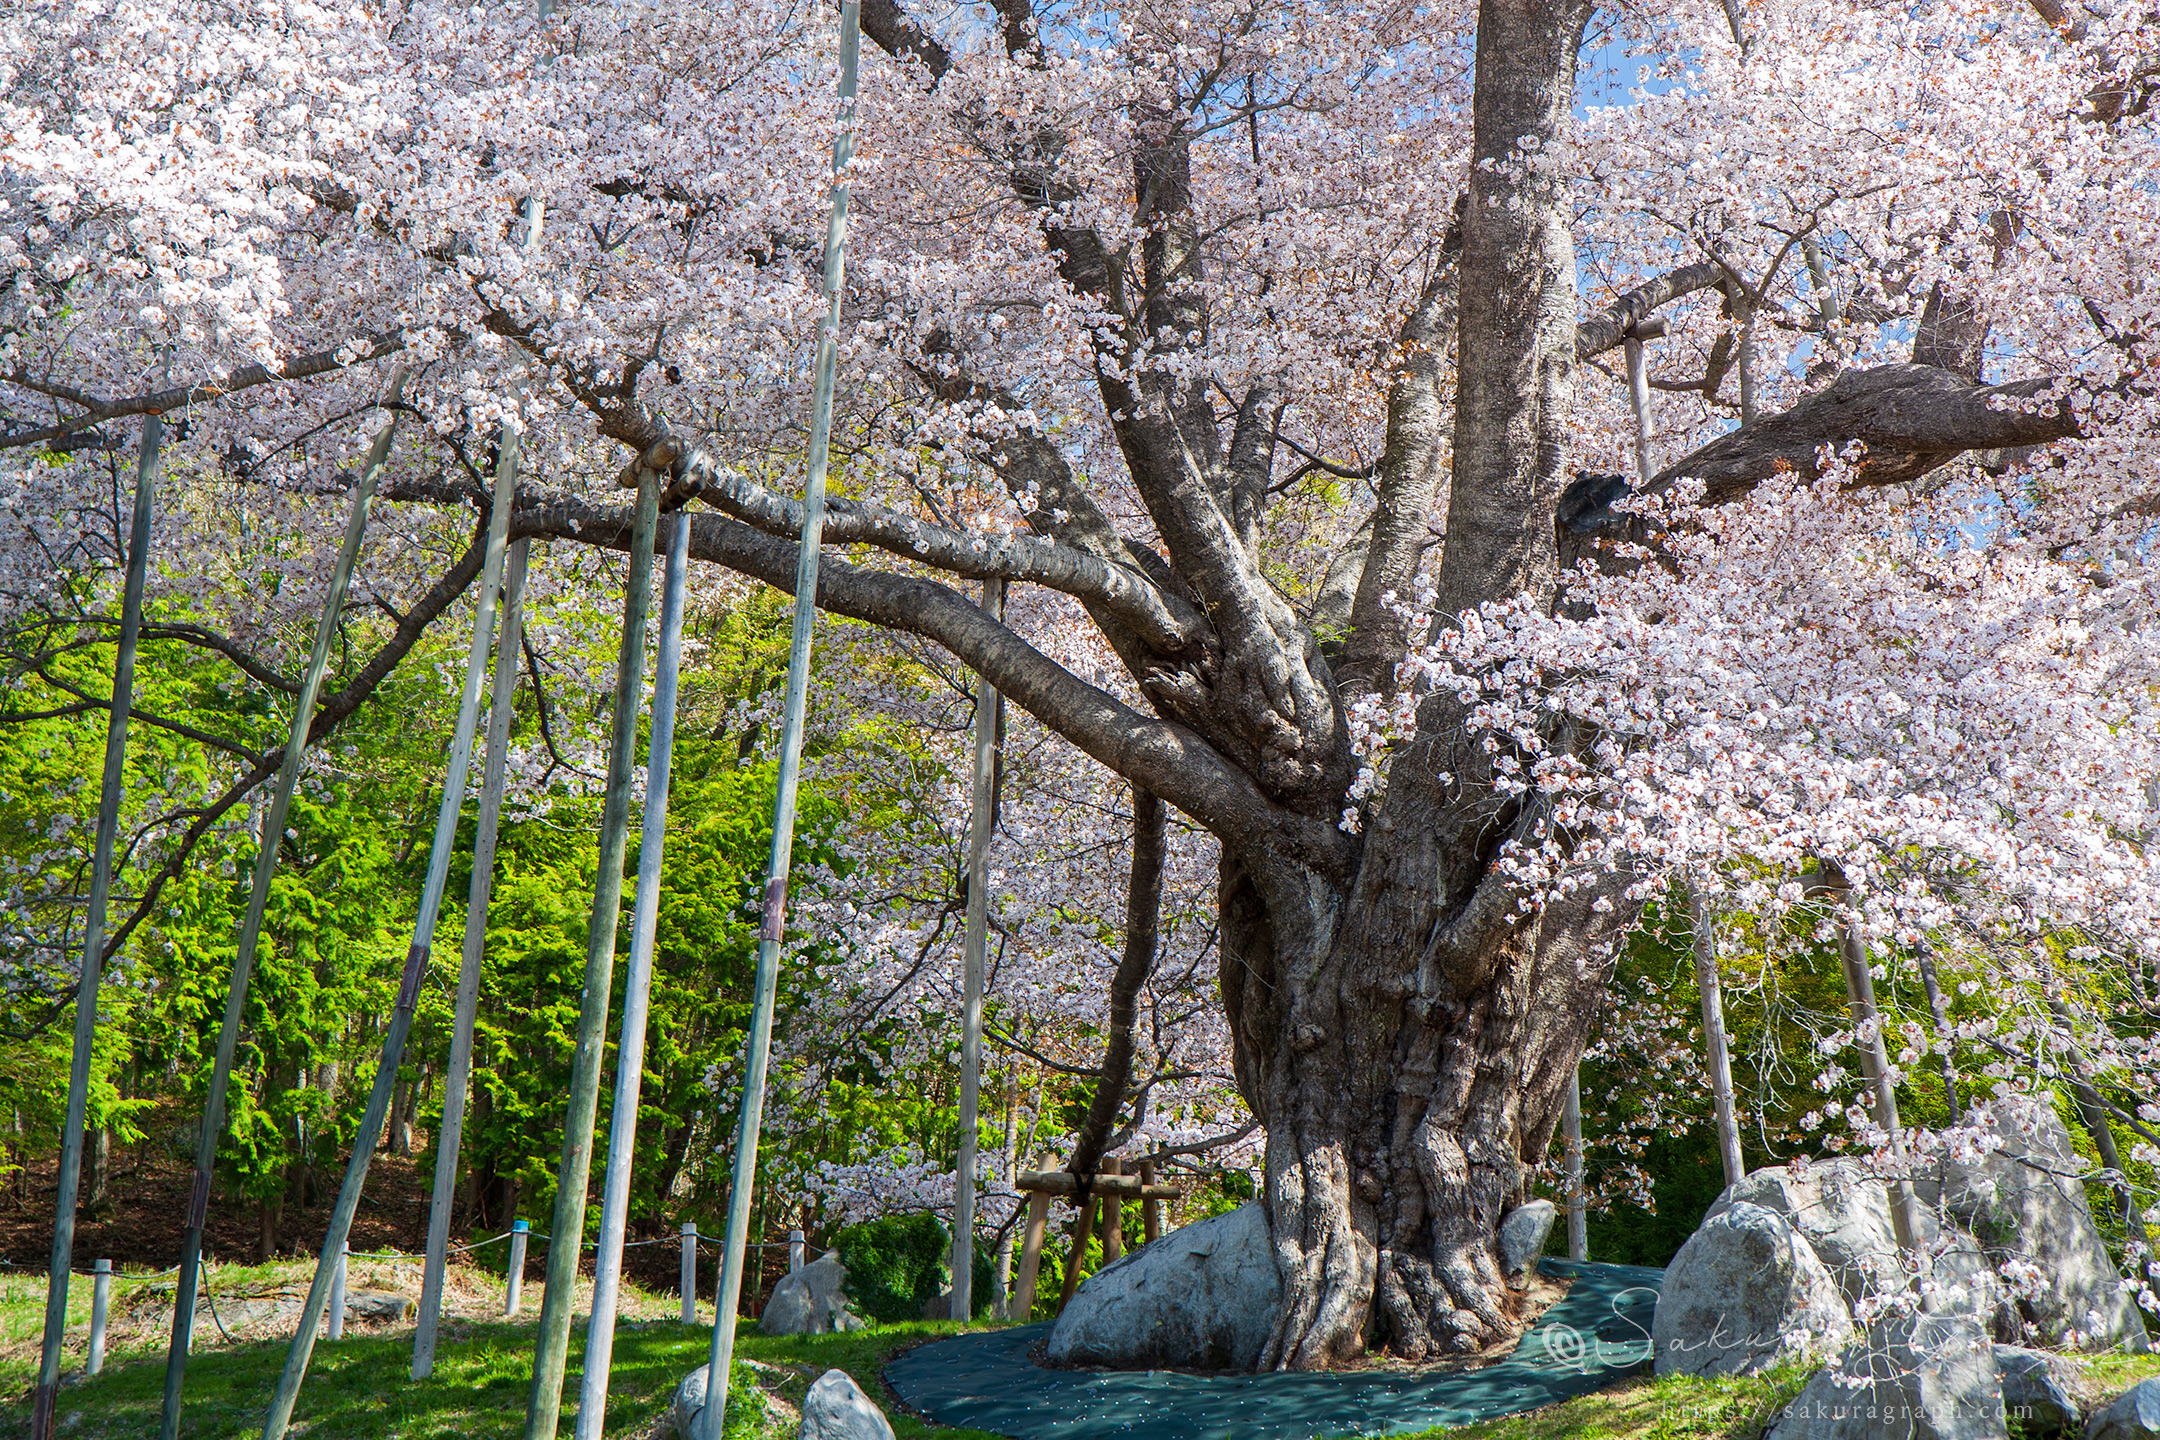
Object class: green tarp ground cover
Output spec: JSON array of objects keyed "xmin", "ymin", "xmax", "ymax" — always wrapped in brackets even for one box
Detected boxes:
[{"xmin": 884, "ymin": 1258, "xmax": 1664, "ymax": 1439}]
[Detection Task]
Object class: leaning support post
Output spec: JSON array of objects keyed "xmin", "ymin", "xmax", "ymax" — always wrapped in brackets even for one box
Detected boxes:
[
  {"xmin": 701, "ymin": 4, "xmax": 861, "ymax": 1435},
  {"xmin": 1828, "ymin": 879, "xmax": 1932, "ymax": 1286},
  {"xmin": 523, "ymin": 466, "xmax": 661, "ymax": 1440},
  {"xmin": 952, "ymin": 577, "xmax": 1005, "ymax": 1324},
  {"xmin": 326, "ymin": 1243, "xmax": 348, "ymax": 1342},
  {"xmin": 414, "ymin": 535, "xmax": 529, "ymax": 1380},
  {"xmin": 1013, "ymin": 1192, "xmax": 1050, "ymax": 1321},
  {"xmin": 1563, "ymin": 1069, "xmax": 1587, "ymax": 1262},
  {"xmin": 164, "ymin": 365, "xmax": 410, "ymax": 1439},
  {"xmin": 261, "ymin": 372, "xmax": 523, "ymax": 1440},
  {"xmin": 574, "ymin": 508, "xmax": 693, "ymax": 1440},
  {"xmin": 1692, "ymin": 888, "xmax": 1746, "ymax": 1188},
  {"xmin": 34, "ymin": 404, "xmax": 164, "ymax": 1440}
]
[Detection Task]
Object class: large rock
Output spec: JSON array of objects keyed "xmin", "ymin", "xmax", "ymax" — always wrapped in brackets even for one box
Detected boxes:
[
  {"xmin": 1994, "ymin": 1346, "xmax": 2088, "ymax": 1435},
  {"xmin": 1046, "ymin": 1200, "xmax": 1282, "ymax": 1371},
  {"xmin": 2087, "ymin": 1378, "xmax": 2160, "ymax": 1440},
  {"xmin": 1654, "ymin": 1200, "xmax": 1856, "ymax": 1377},
  {"xmin": 669, "ymin": 1364, "xmax": 714, "ymax": 1440},
  {"xmin": 1929, "ymin": 1100, "xmax": 2148, "ymax": 1353},
  {"xmin": 800, "ymin": 1369, "xmax": 895, "ymax": 1440},
  {"xmin": 1769, "ymin": 1312, "xmax": 2005, "ymax": 1440},
  {"xmin": 1707, "ymin": 1161, "xmax": 1903, "ymax": 1308},
  {"xmin": 1498, "ymin": 1200, "xmax": 1557, "ymax": 1286},
  {"xmin": 761, "ymin": 1253, "xmax": 864, "ymax": 1336}
]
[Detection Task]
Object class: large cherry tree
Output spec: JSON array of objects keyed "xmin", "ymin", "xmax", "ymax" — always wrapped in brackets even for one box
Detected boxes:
[{"xmin": 5, "ymin": 0, "xmax": 2155, "ymax": 1368}]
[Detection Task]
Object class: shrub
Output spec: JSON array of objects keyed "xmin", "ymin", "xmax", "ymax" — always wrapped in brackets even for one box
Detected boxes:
[{"xmin": 829, "ymin": 1213, "xmax": 995, "ymax": 1323}]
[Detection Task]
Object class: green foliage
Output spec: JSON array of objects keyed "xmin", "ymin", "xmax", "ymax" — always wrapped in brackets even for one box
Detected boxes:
[{"xmin": 829, "ymin": 1212, "xmax": 992, "ymax": 1322}]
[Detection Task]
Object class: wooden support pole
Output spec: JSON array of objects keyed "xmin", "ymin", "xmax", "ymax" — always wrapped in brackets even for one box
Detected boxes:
[
  {"xmin": 1140, "ymin": 1162, "xmax": 1161, "ymax": 1245},
  {"xmin": 260, "ymin": 364, "xmax": 522, "ymax": 1440},
  {"xmin": 1692, "ymin": 888, "xmax": 1746, "ymax": 1189},
  {"xmin": 1101, "ymin": 1159, "xmax": 1123, "ymax": 1264},
  {"xmin": 524, "ymin": 466, "xmax": 661, "ymax": 1440},
  {"xmin": 167, "ymin": 368, "xmax": 408, "ymax": 1438},
  {"xmin": 1058, "ymin": 1196, "xmax": 1098, "ymax": 1309},
  {"xmin": 575, "ymin": 508, "xmax": 693, "ymax": 1440},
  {"xmin": 1833, "ymin": 903, "xmax": 1931, "ymax": 1279},
  {"xmin": 953, "ymin": 578, "xmax": 1004, "ymax": 1324},
  {"xmin": 39, "ymin": 405, "xmax": 162, "ymax": 1440},
  {"xmin": 1013, "ymin": 1193, "xmax": 1050, "ymax": 1323},
  {"xmin": 415, "ymin": 535, "xmax": 530, "ymax": 1381},
  {"xmin": 1563, "ymin": 1070, "xmax": 1587, "ymax": 1262}
]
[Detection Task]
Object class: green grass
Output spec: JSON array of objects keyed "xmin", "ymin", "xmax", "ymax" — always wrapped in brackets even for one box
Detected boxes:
[
  {"xmin": 15, "ymin": 1301, "xmax": 1009, "ymax": 1440},
  {"xmin": 1375, "ymin": 1367, "xmax": 1818, "ymax": 1440}
]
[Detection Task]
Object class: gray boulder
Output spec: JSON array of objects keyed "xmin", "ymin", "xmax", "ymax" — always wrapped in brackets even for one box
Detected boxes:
[
  {"xmin": 1707, "ymin": 1161, "xmax": 1903, "ymax": 1308},
  {"xmin": 1047, "ymin": 1200, "xmax": 1282, "ymax": 1371},
  {"xmin": 1994, "ymin": 1346, "xmax": 2087, "ymax": 1435},
  {"xmin": 761, "ymin": 1253, "xmax": 864, "ymax": 1336},
  {"xmin": 2086, "ymin": 1378, "xmax": 2160, "ymax": 1440},
  {"xmin": 800, "ymin": 1369, "xmax": 895, "ymax": 1440},
  {"xmin": 1654, "ymin": 1200, "xmax": 1856, "ymax": 1377},
  {"xmin": 1929, "ymin": 1100, "xmax": 2148, "ymax": 1353},
  {"xmin": 1769, "ymin": 1312, "xmax": 2004, "ymax": 1440},
  {"xmin": 1498, "ymin": 1200, "xmax": 1557, "ymax": 1286}
]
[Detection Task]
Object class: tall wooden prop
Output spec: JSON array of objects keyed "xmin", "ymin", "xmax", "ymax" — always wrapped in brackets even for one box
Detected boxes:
[
  {"xmin": 523, "ymin": 466, "xmax": 661, "ymax": 1440},
  {"xmin": 261, "ymin": 377, "xmax": 524, "ymax": 1440},
  {"xmin": 952, "ymin": 578, "xmax": 1005, "ymax": 1321},
  {"xmin": 164, "ymin": 368, "xmax": 410, "ymax": 1437},
  {"xmin": 32, "ymin": 407, "xmax": 165, "ymax": 1440},
  {"xmin": 702, "ymin": 5, "xmax": 861, "ymax": 1432},
  {"xmin": 1692, "ymin": 891, "xmax": 1745, "ymax": 1188},
  {"xmin": 574, "ymin": 509, "xmax": 693, "ymax": 1440},
  {"xmin": 411, "ymin": 535, "xmax": 529, "ymax": 1380}
]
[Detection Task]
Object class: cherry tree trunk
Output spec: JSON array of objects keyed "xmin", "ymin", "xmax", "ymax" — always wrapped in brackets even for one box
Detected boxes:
[{"xmin": 1219, "ymin": 0, "xmax": 1613, "ymax": 1370}]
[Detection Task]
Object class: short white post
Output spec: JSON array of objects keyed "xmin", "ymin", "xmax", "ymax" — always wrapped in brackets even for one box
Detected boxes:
[
  {"xmin": 326, "ymin": 1242, "xmax": 348, "ymax": 1340},
  {"xmin": 788, "ymin": 1229, "xmax": 804, "ymax": 1276},
  {"xmin": 681, "ymin": 1223, "xmax": 698, "ymax": 1324},
  {"xmin": 506, "ymin": 1220, "xmax": 529, "ymax": 1316},
  {"xmin": 87, "ymin": 1260, "xmax": 112, "ymax": 1375}
]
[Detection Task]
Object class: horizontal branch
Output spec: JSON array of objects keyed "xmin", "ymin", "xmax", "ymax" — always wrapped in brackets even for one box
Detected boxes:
[
  {"xmin": 2, "ymin": 331, "xmax": 407, "ymax": 451},
  {"xmin": 1655, "ymin": 363, "xmax": 2082, "ymax": 496},
  {"xmin": 1576, "ymin": 262, "xmax": 1727, "ymax": 361},
  {"xmin": 684, "ymin": 459, "xmax": 1209, "ymax": 654},
  {"xmin": 508, "ymin": 490, "xmax": 1355, "ymax": 878}
]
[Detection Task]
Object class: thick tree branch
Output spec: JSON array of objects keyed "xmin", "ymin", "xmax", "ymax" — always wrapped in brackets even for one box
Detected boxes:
[
  {"xmin": 686, "ymin": 458, "xmax": 1207, "ymax": 654},
  {"xmin": 506, "ymin": 489, "xmax": 1355, "ymax": 876},
  {"xmin": 1, "ymin": 331, "xmax": 407, "ymax": 451},
  {"xmin": 1654, "ymin": 364, "xmax": 2081, "ymax": 495},
  {"xmin": 1574, "ymin": 261, "xmax": 1727, "ymax": 361}
]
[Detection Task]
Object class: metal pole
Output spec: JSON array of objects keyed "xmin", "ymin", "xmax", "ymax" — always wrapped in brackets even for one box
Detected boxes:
[
  {"xmin": 574, "ymin": 509, "xmax": 691, "ymax": 1440},
  {"xmin": 33, "ymin": 406, "xmax": 163, "ymax": 1440},
  {"xmin": 703, "ymin": 6, "xmax": 861, "ymax": 1431},
  {"xmin": 1692, "ymin": 889, "xmax": 1746, "ymax": 1188},
  {"xmin": 88, "ymin": 1260, "xmax": 111, "ymax": 1376},
  {"xmin": 413, "ymin": 536, "xmax": 529, "ymax": 1380},
  {"xmin": 261, "ymin": 374, "xmax": 524, "ymax": 1440},
  {"xmin": 1563, "ymin": 1070, "xmax": 1587, "ymax": 1262},
  {"xmin": 952, "ymin": 578, "xmax": 1004, "ymax": 1324},
  {"xmin": 523, "ymin": 466, "xmax": 660, "ymax": 1440},
  {"xmin": 681, "ymin": 1223, "xmax": 699, "ymax": 1324},
  {"xmin": 506, "ymin": 1221, "xmax": 529, "ymax": 1316},
  {"xmin": 326, "ymin": 1243, "xmax": 348, "ymax": 1341},
  {"xmin": 161, "ymin": 366, "xmax": 410, "ymax": 1440}
]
